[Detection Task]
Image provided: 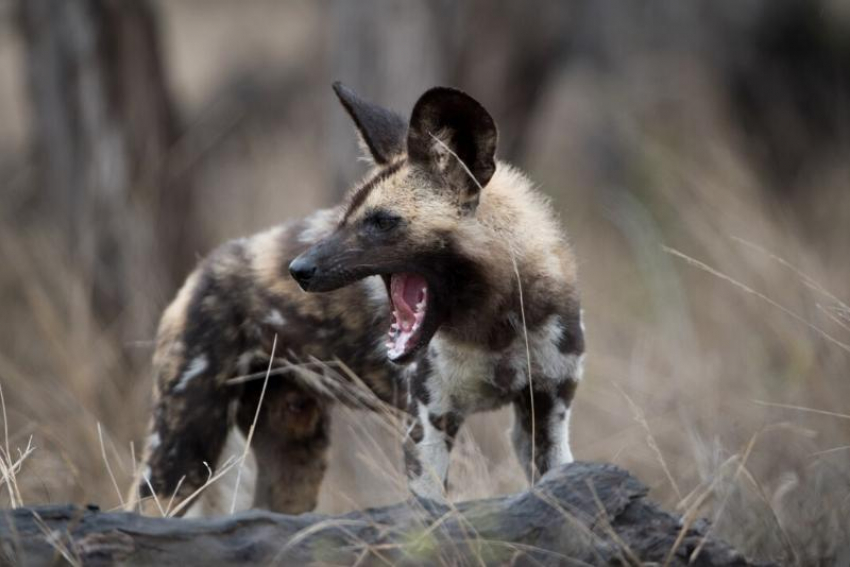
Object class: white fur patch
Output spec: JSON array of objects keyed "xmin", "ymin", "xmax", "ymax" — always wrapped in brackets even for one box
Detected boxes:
[
  {"xmin": 499, "ymin": 316, "xmax": 584, "ymax": 390},
  {"xmin": 264, "ymin": 309, "xmax": 286, "ymax": 327},
  {"xmin": 527, "ymin": 316, "xmax": 585, "ymax": 384},
  {"xmin": 429, "ymin": 337, "xmax": 496, "ymax": 413},
  {"xmin": 543, "ymin": 252, "xmax": 564, "ymax": 280},
  {"xmin": 574, "ymin": 354, "xmax": 585, "ymax": 381},
  {"xmin": 548, "ymin": 404, "xmax": 574, "ymax": 468},
  {"xmin": 236, "ymin": 352, "xmax": 255, "ymax": 375},
  {"xmin": 147, "ymin": 432, "xmax": 161, "ymax": 451},
  {"xmin": 363, "ymin": 276, "xmax": 388, "ymax": 308},
  {"xmin": 408, "ymin": 402, "xmax": 450, "ymax": 501},
  {"xmin": 530, "ymin": 316, "xmax": 567, "ymax": 377},
  {"xmin": 174, "ymin": 355, "xmax": 209, "ymax": 392}
]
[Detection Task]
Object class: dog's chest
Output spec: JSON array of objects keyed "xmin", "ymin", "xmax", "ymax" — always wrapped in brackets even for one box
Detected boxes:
[
  {"xmin": 424, "ymin": 335, "xmax": 526, "ymax": 413},
  {"xmin": 421, "ymin": 315, "xmax": 576, "ymax": 414}
]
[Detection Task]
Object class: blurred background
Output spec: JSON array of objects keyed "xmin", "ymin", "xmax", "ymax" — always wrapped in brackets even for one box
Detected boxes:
[{"xmin": 1, "ymin": 0, "xmax": 849, "ymax": 563}]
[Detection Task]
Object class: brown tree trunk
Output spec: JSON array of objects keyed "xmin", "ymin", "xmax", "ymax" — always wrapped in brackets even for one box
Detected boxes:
[{"xmin": 17, "ymin": 0, "xmax": 195, "ymax": 343}]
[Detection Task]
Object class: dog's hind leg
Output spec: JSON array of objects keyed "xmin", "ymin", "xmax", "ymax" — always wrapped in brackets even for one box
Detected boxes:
[
  {"xmin": 236, "ymin": 377, "xmax": 330, "ymax": 514},
  {"xmin": 136, "ymin": 349, "xmax": 236, "ymax": 515},
  {"xmin": 511, "ymin": 378, "xmax": 579, "ymax": 483},
  {"xmin": 133, "ymin": 270, "xmax": 244, "ymax": 516}
]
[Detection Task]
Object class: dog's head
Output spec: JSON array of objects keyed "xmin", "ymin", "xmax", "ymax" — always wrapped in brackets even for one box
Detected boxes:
[{"xmin": 289, "ymin": 83, "xmax": 498, "ymax": 363}]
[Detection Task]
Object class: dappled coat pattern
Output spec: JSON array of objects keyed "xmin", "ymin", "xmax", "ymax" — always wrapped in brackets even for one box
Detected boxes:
[{"xmin": 135, "ymin": 84, "xmax": 585, "ymax": 513}]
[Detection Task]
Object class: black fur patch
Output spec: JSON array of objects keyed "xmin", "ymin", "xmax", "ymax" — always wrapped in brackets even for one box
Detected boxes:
[
  {"xmin": 556, "ymin": 296, "xmax": 585, "ymax": 355},
  {"xmin": 513, "ymin": 387, "xmax": 558, "ymax": 476},
  {"xmin": 428, "ymin": 412, "xmax": 462, "ymax": 451},
  {"xmin": 428, "ymin": 412, "xmax": 462, "ymax": 438},
  {"xmin": 558, "ymin": 379, "xmax": 578, "ymax": 407},
  {"xmin": 492, "ymin": 356, "xmax": 517, "ymax": 394},
  {"xmin": 340, "ymin": 161, "xmax": 404, "ymax": 225},
  {"xmin": 422, "ymin": 232, "xmax": 489, "ymax": 333},
  {"xmin": 407, "ymin": 87, "xmax": 498, "ymax": 200},
  {"xmin": 487, "ymin": 316, "xmax": 517, "ymax": 351},
  {"xmin": 333, "ymin": 82, "xmax": 407, "ymax": 165}
]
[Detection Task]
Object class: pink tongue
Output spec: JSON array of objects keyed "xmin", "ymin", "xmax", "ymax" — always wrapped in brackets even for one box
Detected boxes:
[{"xmin": 390, "ymin": 273, "xmax": 427, "ymax": 331}]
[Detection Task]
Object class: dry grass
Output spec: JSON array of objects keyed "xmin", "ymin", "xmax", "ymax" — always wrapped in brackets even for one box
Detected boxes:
[
  {"xmin": 1, "ymin": 2, "xmax": 849, "ymax": 565},
  {"xmin": 2, "ymin": 136, "xmax": 848, "ymax": 565}
]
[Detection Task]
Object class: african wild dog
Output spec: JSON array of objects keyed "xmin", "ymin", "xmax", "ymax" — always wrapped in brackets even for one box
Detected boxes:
[{"xmin": 135, "ymin": 83, "xmax": 585, "ymax": 513}]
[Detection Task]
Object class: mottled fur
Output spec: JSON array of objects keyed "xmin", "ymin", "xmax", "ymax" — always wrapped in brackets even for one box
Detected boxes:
[{"xmin": 135, "ymin": 84, "xmax": 585, "ymax": 514}]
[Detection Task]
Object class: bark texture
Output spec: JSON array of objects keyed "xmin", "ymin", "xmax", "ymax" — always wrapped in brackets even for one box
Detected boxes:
[{"xmin": 0, "ymin": 462, "xmax": 771, "ymax": 566}]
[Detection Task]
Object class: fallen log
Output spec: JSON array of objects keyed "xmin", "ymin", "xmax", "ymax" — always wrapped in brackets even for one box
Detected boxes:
[{"xmin": 0, "ymin": 462, "xmax": 770, "ymax": 566}]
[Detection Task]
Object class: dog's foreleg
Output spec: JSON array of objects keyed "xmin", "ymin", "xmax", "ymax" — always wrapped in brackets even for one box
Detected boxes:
[
  {"xmin": 512, "ymin": 373, "xmax": 581, "ymax": 483},
  {"xmin": 403, "ymin": 400, "xmax": 463, "ymax": 502}
]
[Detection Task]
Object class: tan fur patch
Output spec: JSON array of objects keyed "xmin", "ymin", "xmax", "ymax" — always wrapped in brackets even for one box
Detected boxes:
[{"xmin": 153, "ymin": 269, "xmax": 201, "ymax": 395}]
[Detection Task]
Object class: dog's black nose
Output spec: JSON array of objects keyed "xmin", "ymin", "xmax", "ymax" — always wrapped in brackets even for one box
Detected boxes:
[{"xmin": 289, "ymin": 256, "xmax": 317, "ymax": 288}]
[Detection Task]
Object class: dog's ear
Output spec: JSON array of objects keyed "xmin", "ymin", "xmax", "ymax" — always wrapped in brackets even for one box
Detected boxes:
[
  {"xmin": 333, "ymin": 82, "xmax": 407, "ymax": 165},
  {"xmin": 407, "ymin": 87, "xmax": 497, "ymax": 212}
]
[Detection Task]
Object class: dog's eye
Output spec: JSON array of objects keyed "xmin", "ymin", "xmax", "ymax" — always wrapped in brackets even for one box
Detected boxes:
[{"xmin": 366, "ymin": 211, "xmax": 401, "ymax": 233}]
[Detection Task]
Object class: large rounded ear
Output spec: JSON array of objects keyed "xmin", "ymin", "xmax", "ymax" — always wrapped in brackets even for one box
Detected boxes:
[
  {"xmin": 407, "ymin": 87, "xmax": 498, "ymax": 211},
  {"xmin": 333, "ymin": 82, "xmax": 407, "ymax": 165}
]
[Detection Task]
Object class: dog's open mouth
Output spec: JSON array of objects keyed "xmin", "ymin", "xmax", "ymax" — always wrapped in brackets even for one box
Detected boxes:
[{"xmin": 385, "ymin": 273, "xmax": 430, "ymax": 362}]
